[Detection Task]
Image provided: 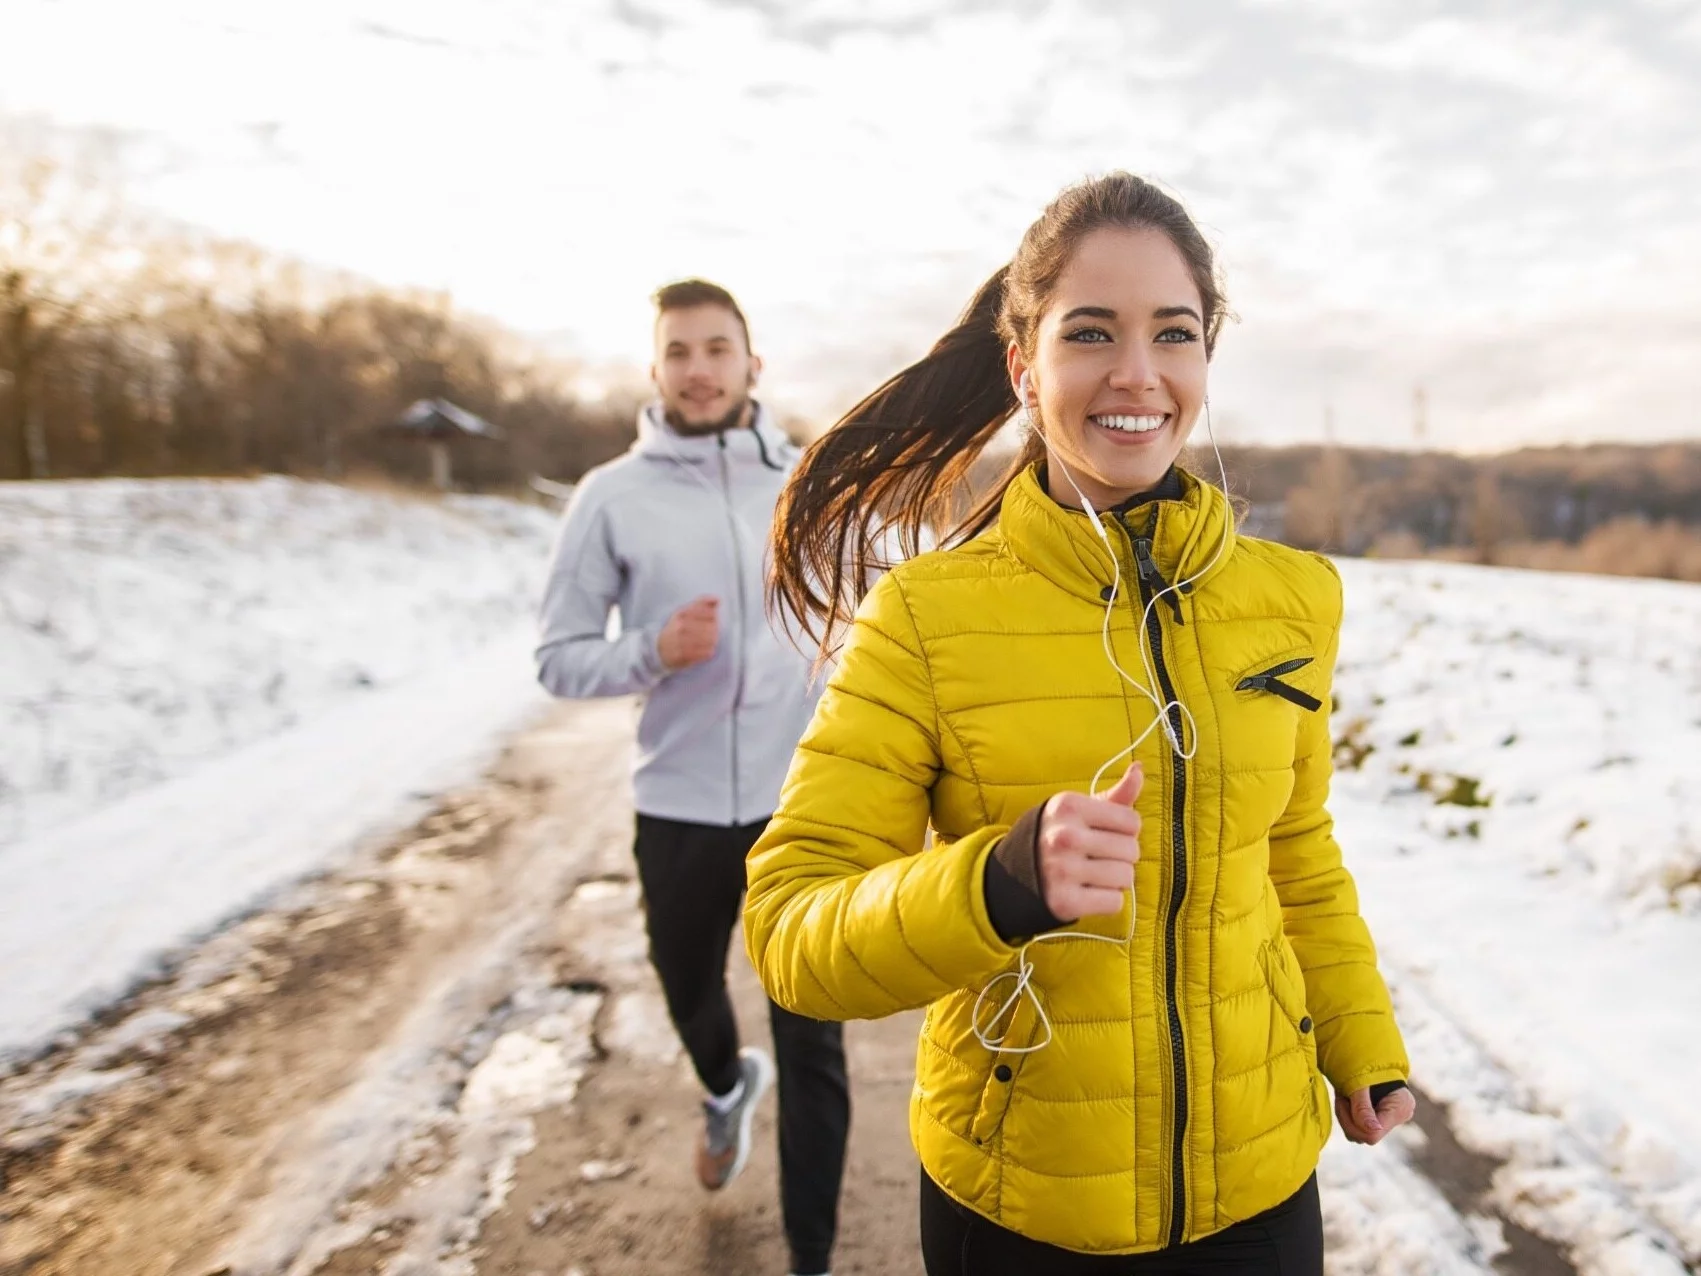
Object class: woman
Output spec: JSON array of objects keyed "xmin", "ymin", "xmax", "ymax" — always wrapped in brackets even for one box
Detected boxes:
[{"xmin": 746, "ymin": 173, "xmax": 1414, "ymax": 1274}]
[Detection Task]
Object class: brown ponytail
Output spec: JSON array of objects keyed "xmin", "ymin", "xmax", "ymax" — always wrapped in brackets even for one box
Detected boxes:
[
  {"xmin": 766, "ymin": 268, "xmax": 1023, "ymax": 652},
  {"xmin": 769, "ymin": 172, "xmax": 1226, "ymax": 654}
]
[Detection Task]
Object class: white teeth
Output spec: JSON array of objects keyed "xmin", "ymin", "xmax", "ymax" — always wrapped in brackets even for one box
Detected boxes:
[{"xmin": 1093, "ymin": 414, "xmax": 1166, "ymax": 433}]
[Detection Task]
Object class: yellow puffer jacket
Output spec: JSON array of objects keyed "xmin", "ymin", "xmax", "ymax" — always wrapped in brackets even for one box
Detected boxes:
[{"xmin": 745, "ymin": 464, "xmax": 1408, "ymax": 1255}]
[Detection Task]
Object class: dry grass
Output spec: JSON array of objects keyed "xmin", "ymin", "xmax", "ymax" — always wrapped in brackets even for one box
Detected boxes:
[
  {"xmin": 337, "ymin": 468, "xmax": 449, "ymax": 505},
  {"xmin": 1368, "ymin": 517, "xmax": 1701, "ymax": 584}
]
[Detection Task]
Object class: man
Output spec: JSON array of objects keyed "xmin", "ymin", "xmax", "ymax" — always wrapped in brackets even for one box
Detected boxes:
[{"xmin": 536, "ymin": 280, "xmax": 848, "ymax": 1276}]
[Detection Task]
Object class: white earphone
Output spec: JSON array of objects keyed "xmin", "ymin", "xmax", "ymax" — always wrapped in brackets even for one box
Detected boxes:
[{"xmin": 1022, "ymin": 370, "xmax": 1113, "ymax": 544}]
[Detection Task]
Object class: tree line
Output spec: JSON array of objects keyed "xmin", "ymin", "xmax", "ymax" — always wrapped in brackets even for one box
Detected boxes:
[
  {"xmin": 0, "ymin": 122, "xmax": 639, "ymax": 490},
  {"xmin": 1225, "ymin": 442, "xmax": 1701, "ymax": 581}
]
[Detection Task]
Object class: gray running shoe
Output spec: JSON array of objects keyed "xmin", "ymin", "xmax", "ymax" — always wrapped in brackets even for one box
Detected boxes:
[{"xmin": 695, "ymin": 1046, "xmax": 774, "ymax": 1190}]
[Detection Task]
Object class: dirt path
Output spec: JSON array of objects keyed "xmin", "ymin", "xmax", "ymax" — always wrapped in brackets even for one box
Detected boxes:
[
  {"xmin": 0, "ymin": 701, "xmax": 921, "ymax": 1276},
  {"xmin": 470, "ymin": 826, "xmax": 923, "ymax": 1276}
]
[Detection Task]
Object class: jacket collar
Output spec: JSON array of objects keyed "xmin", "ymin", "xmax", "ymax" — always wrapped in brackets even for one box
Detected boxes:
[
  {"xmin": 633, "ymin": 401, "xmax": 794, "ymax": 471},
  {"xmin": 998, "ymin": 462, "xmax": 1236, "ymax": 604}
]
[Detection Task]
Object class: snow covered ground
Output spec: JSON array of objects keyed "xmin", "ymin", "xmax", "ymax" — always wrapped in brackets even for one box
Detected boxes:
[
  {"xmin": 1324, "ymin": 559, "xmax": 1701, "ymax": 1274},
  {"xmin": 0, "ymin": 478, "xmax": 555, "ymax": 1063},
  {"xmin": 0, "ymin": 477, "xmax": 554, "ymax": 846}
]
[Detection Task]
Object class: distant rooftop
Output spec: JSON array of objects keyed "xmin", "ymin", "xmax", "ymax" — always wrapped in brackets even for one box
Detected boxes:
[{"xmin": 386, "ymin": 398, "xmax": 503, "ymax": 441}]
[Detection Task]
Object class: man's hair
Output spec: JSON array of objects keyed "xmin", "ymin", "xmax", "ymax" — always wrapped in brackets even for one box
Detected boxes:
[{"xmin": 652, "ymin": 278, "xmax": 752, "ymax": 351}]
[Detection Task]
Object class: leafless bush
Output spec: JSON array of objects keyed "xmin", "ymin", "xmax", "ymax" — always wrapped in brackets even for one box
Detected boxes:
[
  {"xmin": 1493, "ymin": 518, "xmax": 1701, "ymax": 583},
  {"xmin": 1366, "ymin": 529, "xmax": 1426, "ymax": 560}
]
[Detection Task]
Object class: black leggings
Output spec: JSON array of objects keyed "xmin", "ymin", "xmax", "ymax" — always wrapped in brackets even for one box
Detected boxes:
[
  {"xmin": 919, "ymin": 1172, "xmax": 1323, "ymax": 1275},
  {"xmin": 633, "ymin": 813, "xmax": 850, "ymax": 1276}
]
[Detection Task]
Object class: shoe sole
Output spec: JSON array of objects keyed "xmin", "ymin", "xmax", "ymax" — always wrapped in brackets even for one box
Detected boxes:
[{"xmin": 725, "ymin": 1046, "xmax": 774, "ymax": 1187}]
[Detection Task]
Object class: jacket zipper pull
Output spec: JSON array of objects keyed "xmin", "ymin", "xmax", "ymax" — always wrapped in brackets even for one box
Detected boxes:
[
  {"xmin": 1134, "ymin": 538, "xmax": 1185, "ymax": 626},
  {"xmin": 1235, "ymin": 663, "xmax": 1323, "ymax": 712}
]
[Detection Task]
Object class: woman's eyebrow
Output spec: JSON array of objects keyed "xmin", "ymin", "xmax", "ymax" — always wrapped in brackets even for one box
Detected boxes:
[
  {"xmin": 1058, "ymin": 304, "xmax": 1203, "ymax": 323},
  {"xmin": 1059, "ymin": 305, "xmax": 1118, "ymax": 322}
]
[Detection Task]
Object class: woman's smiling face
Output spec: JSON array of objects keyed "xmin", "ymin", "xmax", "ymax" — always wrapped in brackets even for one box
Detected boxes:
[{"xmin": 1010, "ymin": 225, "xmax": 1209, "ymax": 509}]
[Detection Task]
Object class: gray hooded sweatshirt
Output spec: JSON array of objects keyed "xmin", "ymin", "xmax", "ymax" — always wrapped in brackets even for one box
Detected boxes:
[{"xmin": 535, "ymin": 403, "xmax": 818, "ymax": 826}]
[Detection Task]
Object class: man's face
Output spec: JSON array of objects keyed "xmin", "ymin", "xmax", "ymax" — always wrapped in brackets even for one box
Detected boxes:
[{"xmin": 651, "ymin": 304, "xmax": 760, "ymax": 434}]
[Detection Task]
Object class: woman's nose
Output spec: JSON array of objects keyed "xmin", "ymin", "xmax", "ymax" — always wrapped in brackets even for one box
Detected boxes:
[{"xmin": 1109, "ymin": 348, "xmax": 1158, "ymax": 390}]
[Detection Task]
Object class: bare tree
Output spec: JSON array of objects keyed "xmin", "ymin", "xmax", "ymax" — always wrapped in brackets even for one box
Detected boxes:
[
  {"xmin": 1465, "ymin": 464, "xmax": 1529, "ymax": 566},
  {"xmin": 0, "ymin": 123, "xmax": 139, "ymax": 479},
  {"xmin": 1283, "ymin": 446, "xmax": 1358, "ymax": 552}
]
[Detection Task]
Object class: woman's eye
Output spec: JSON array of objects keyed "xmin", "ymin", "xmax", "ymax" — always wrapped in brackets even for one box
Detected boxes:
[
  {"xmin": 1063, "ymin": 326, "xmax": 1112, "ymax": 344},
  {"xmin": 1156, "ymin": 327, "xmax": 1200, "ymax": 344}
]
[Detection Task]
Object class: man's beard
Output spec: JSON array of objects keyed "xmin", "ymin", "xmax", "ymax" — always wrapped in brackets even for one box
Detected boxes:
[{"xmin": 664, "ymin": 394, "xmax": 751, "ymax": 437}]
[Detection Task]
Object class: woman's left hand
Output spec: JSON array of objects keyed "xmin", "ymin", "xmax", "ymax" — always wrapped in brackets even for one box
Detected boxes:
[{"xmin": 1335, "ymin": 1086, "xmax": 1417, "ymax": 1146}]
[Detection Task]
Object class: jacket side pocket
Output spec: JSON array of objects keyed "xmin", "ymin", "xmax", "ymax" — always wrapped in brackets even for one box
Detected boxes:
[
  {"xmin": 1259, "ymin": 938, "xmax": 1314, "ymax": 1044},
  {"xmin": 968, "ymin": 1000, "xmax": 1038, "ymax": 1148}
]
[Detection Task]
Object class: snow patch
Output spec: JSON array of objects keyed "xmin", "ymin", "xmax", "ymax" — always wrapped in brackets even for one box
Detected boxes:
[
  {"xmin": 0, "ymin": 478, "xmax": 558, "ymax": 1063},
  {"xmin": 1333, "ymin": 558, "xmax": 1701, "ymax": 1269},
  {"xmin": 0, "ymin": 477, "xmax": 554, "ymax": 845}
]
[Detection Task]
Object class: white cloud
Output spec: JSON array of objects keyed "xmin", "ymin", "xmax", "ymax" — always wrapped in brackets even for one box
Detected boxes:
[
  {"xmin": 2, "ymin": 0, "xmax": 1698, "ymax": 449},
  {"xmin": 1326, "ymin": 14, "xmax": 1681, "ymax": 115}
]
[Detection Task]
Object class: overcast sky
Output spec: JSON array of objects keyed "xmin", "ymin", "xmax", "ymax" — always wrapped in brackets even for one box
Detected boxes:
[{"xmin": 7, "ymin": 0, "xmax": 1700, "ymax": 449}]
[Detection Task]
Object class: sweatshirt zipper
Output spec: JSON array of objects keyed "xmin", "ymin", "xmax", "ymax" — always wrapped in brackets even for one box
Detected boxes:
[
  {"xmin": 1124, "ymin": 513, "xmax": 1190, "ymax": 1249},
  {"xmin": 717, "ymin": 434, "xmax": 745, "ymax": 824}
]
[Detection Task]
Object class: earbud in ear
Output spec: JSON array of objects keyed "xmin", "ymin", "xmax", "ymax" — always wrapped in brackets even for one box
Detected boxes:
[{"xmin": 1018, "ymin": 371, "xmax": 1032, "ymax": 405}]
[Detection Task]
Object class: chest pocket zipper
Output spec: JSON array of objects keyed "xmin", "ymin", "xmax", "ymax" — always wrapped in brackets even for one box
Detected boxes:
[{"xmin": 1236, "ymin": 657, "xmax": 1322, "ymax": 712}]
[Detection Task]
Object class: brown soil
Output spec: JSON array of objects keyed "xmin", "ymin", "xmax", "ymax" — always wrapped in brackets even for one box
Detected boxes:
[{"xmin": 471, "ymin": 846, "xmax": 925, "ymax": 1276}]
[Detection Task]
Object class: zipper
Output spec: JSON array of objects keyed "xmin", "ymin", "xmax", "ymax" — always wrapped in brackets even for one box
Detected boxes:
[
  {"xmin": 1123, "ymin": 513, "xmax": 1191, "ymax": 1249},
  {"xmin": 717, "ymin": 434, "xmax": 746, "ymax": 824},
  {"xmin": 1236, "ymin": 657, "xmax": 1321, "ymax": 712},
  {"xmin": 1133, "ymin": 538, "xmax": 1185, "ymax": 626}
]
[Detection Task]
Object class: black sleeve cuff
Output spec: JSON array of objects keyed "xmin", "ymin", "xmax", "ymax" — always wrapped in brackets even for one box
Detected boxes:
[
  {"xmin": 1369, "ymin": 1080, "xmax": 1410, "ymax": 1107},
  {"xmin": 983, "ymin": 804, "xmax": 1068, "ymax": 943}
]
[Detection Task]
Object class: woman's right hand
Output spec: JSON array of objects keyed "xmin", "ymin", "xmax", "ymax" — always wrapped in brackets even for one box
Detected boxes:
[{"xmin": 1036, "ymin": 764, "xmax": 1144, "ymax": 920}]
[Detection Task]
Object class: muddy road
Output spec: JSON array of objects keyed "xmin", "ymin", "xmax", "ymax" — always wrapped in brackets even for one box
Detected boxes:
[{"xmin": 0, "ymin": 702, "xmax": 918, "ymax": 1276}]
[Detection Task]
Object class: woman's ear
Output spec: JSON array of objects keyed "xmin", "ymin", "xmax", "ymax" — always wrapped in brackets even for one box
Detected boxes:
[{"xmin": 1006, "ymin": 342, "xmax": 1030, "ymax": 406}]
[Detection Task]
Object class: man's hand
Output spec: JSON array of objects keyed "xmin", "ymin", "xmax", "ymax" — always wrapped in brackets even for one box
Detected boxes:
[
  {"xmin": 1335, "ymin": 1086, "xmax": 1417, "ymax": 1146},
  {"xmin": 657, "ymin": 596, "xmax": 720, "ymax": 671},
  {"xmin": 1035, "ymin": 764, "xmax": 1143, "ymax": 921}
]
